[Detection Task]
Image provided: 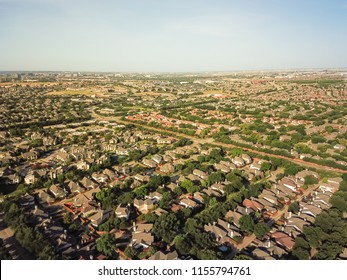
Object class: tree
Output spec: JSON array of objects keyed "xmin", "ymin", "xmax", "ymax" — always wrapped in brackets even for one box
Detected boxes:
[
  {"xmin": 208, "ymin": 172, "xmax": 224, "ymax": 185},
  {"xmin": 254, "ymin": 222, "xmax": 270, "ymax": 239},
  {"xmin": 197, "ymin": 249, "xmax": 220, "ymax": 260},
  {"xmin": 174, "ymin": 235, "xmax": 191, "ymax": 255},
  {"xmin": 152, "ymin": 213, "xmax": 180, "ymax": 243},
  {"xmin": 96, "ymin": 234, "xmax": 117, "ymax": 258},
  {"xmin": 288, "ymin": 201, "xmax": 300, "ymax": 214},
  {"xmin": 260, "ymin": 162, "xmax": 272, "ymax": 172},
  {"xmin": 239, "ymin": 215, "xmax": 255, "ymax": 234},
  {"xmin": 63, "ymin": 212, "xmax": 73, "ymax": 225},
  {"xmin": 292, "ymin": 247, "xmax": 310, "ymax": 260},
  {"xmin": 124, "ymin": 246, "xmax": 138, "ymax": 259},
  {"xmin": 304, "ymin": 175, "xmax": 318, "ymax": 185}
]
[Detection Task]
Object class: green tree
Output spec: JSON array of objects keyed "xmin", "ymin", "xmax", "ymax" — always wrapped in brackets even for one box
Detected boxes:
[
  {"xmin": 254, "ymin": 222, "xmax": 270, "ymax": 239},
  {"xmin": 260, "ymin": 162, "xmax": 272, "ymax": 172},
  {"xmin": 96, "ymin": 234, "xmax": 117, "ymax": 258},
  {"xmin": 152, "ymin": 213, "xmax": 180, "ymax": 243},
  {"xmin": 174, "ymin": 235, "xmax": 191, "ymax": 255},
  {"xmin": 124, "ymin": 246, "xmax": 138, "ymax": 259},
  {"xmin": 239, "ymin": 215, "xmax": 255, "ymax": 234},
  {"xmin": 304, "ymin": 175, "xmax": 318, "ymax": 185},
  {"xmin": 288, "ymin": 201, "xmax": 300, "ymax": 214}
]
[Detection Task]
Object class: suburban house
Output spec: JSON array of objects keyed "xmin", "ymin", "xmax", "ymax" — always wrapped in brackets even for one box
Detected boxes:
[
  {"xmin": 89, "ymin": 209, "xmax": 112, "ymax": 228},
  {"xmin": 142, "ymin": 158, "xmax": 157, "ymax": 168},
  {"xmin": 192, "ymin": 169, "xmax": 208, "ymax": 180},
  {"xmin": 115, "ymin": 203, "xmax": 131, "ymax": 220},
  {"xmin": 148, "ymin": 250, "xmax": 179, "ymax": 260},
  {"xmin": 80, "ymin": 177, "xmax": 98, "ymax": 190},
  {"xmin": 159, "ymin": 163, "xmax": 175, "ymax": 174},
  {"xmin": 133, "ymin": 198, "xmax": 154, "ymax": 214},
  {"xmin": 49, "ymin": 184, "xmax": 68, "ymax": 199},
  {"xmin": 179, "ymin": 198, "xmax": 198, "ymax": 208}
]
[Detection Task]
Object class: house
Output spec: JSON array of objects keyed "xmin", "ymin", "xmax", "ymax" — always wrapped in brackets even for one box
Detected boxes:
[
  {"xmin": 37, "ymin": 191, "xmax": 55, "ymax": 206},
  {"xmin": 204, "ymin": 219, "xmax": 241, "ymax": 243},
  {"xmin": 134, "ymin": 174, "xmax": 150, "ymax": 183},
  {"xmin": 312, "ymin": 192, "xmax": 331, "ymax": 206},
  {"xmin": 91, "ymin": 172, "xmax": 109, "ymax": 184},
  {"xmin": 103, "ymin": 169, "xmax": 117, "ymax": 180},
  {"xmin": 159, "ymin": 163, "xmax": 175, "ymax": 174},
  {"xmin": 202, "ymin": 188, "xmax": 223, "ymax": 198},
  {"xmin": 76, "ymin": 160, "xmax": 90, "ymax": 170},
  {"xmin": 24, "ymin": 172, "xmax": 38, "ymax": 185},
  {"xmin": 192, "ymin": 169, "xmax": 208, "ymax": 180},
  {"xmin": 157, "ymin": 137, "xmax": 174, "ymax": 144},
  {"xmin": 142, "ymin": 158, "xmax": 157, "ymax": 168},
  {"xmin": 242, "ymin": 199, "xmax": 264, "ymax": 212},
  {"xmin": 232, "ymin": 157, "xmax": 245, "ymax": 167},
  {"xmin": 219, "ymin": 160, "xmax": 237, "ymax": 169},
  {"xmin": 225, "ymin": 210, "xmax": 242, "ymax": 227},
  {"xmin": 145, "ymin": 192, "xmax": 163, "ymax": 203},
  {"xmin": 49, "ymin": 184, "xmax": 67, "ymax": 199},
  {"xmin": 133, "ymin": 199, "xmax": 154, "ymax": 214},
  {"xmin": 259, "ymin": 189, "xmax": 278, "ymax": 205},
  {"xmin": 193, "ymin": 192, "xmax": 205, "ymax": 204},
  {"xmin": 22, "ymin": 150, "xmax": 39, "ymax": 160},
  {"xmin": 251, "ymin": 248, "xmax": 276, "ymax": 260},
  {"xmin": 179, "ymin": 198, "xmax": 198, "ymax": 208},
  {"xmin": 152, "ymin": 154, "xmax": 163, "ymax": 164},
  {"xmin": 204, "ymin": 224, "xmax": 230, "ymax": 243},
  {"xmin": 115, "ymin": 148, "xmax": 129, "ymax": 156},
  {"xmin": 210, "ymin": 183, "xmax": 225, "ymax": 194},
  {"xmin": 80, "ymin": 177, "xmax": 98, "ymax": 190},
  {"xmin": 250, "ymin": 162, "xmax": 261, "ymax": 171},
  {"xmin": 48, "ymin": 166, "xmax": 66, "ymax": 180},
  {"xmin": 148, "ymin": 250, "xmax": 179, "ymax": 260},
  {"xmin": 255, "ymin": 198, "xmax": 277, "ymax": 213},
  {"xmin": 278, "ymin": 177, "xmax": 299, "ymax": 192},
  {"xmin": 318, "ymin": 182, "xmax": 339, "ymax": 193},
  {"xmin": 89, "ymin": 209, "xmax": 112, "ymax": 228},
  {"xmin": 327, "ymin": 177, "xmax": 342, "ymax": 186},
  {"xmin": 153, "ymin": 207, "xmax": 168, "ymax": 216},
  {"xmin": 334, "ymin": 144, "xmax": 345, "ymax": 151},
  {"xmin": 19, "ymin": 193, "xmax": 35, "ymax": 208},
  {"xmin": 133, "ymin": 223, "xmax": 153, "ymax": 233},
  {"xmin": 296, "ymin": 170, "xmax": 319, "ymax": 182},
  {"xmin": 67, "ymin": 181, "xmax": 85, "ymax": 194},
  {"xmin": 114, "ymin": 165, "xmax": 130, "ymax": 175},
  {"xmin": 299, "ymin": 203, "xmax": 321, "ymax": 218},
  {"xmin": 166, "ymin": 182, "xmax": 178, "ymax": 192},
  {"xmin": 214, "ymin": 163, "xmax": 231, "ymax": 173},
  {"xmin": 285, "ymin": 217, "xmax": 311, "ymax": 232},
  {"xmin": 132, "ymin": 222, "xmax": 154, "ymax": 249},
  {"xmin": 132, "ymin": 232, "xmax": 154, "ymax": 249},
  {"xmin": 56, "ymin": 151, "xmax": 70, "ymax": 162},
  {"xmin": 274, "ymin": 184, "xmax": 296, "ymax": 197},
  {"xmin": 271, "ymin": 231, "xmax": 295, "ymax": 251},
  {"xmin": 241, "ymin": 154, "xmax": 253, "ymax": 164},
  {"xmin": 6, "ymin": 174, "xmax": 21, "ymax": 184},
  {"xmin": 115, "ymin": 204, "xmax": 131, "ymax": 220}
]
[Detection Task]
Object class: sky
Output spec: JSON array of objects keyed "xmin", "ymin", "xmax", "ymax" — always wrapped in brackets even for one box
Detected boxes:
[{"xmin": 0, "ymin": 0, "xmax": 347, "ymax": 72}]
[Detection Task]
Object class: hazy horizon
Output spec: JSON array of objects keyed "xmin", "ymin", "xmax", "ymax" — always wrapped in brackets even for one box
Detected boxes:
[{"xmin": 1, "ymin": 0, "xmax": 347, "ymax": 72}]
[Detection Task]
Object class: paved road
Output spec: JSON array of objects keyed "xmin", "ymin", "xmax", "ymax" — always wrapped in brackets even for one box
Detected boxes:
[{"xmin": 91, "ymin": 112, "xmax": 346, "ymax": 174}]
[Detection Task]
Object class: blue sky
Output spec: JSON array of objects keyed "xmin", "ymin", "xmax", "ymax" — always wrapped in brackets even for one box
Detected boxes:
[{"xmin": 0, "ymin": 0, "xmax": 347, "ymax": 72}]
